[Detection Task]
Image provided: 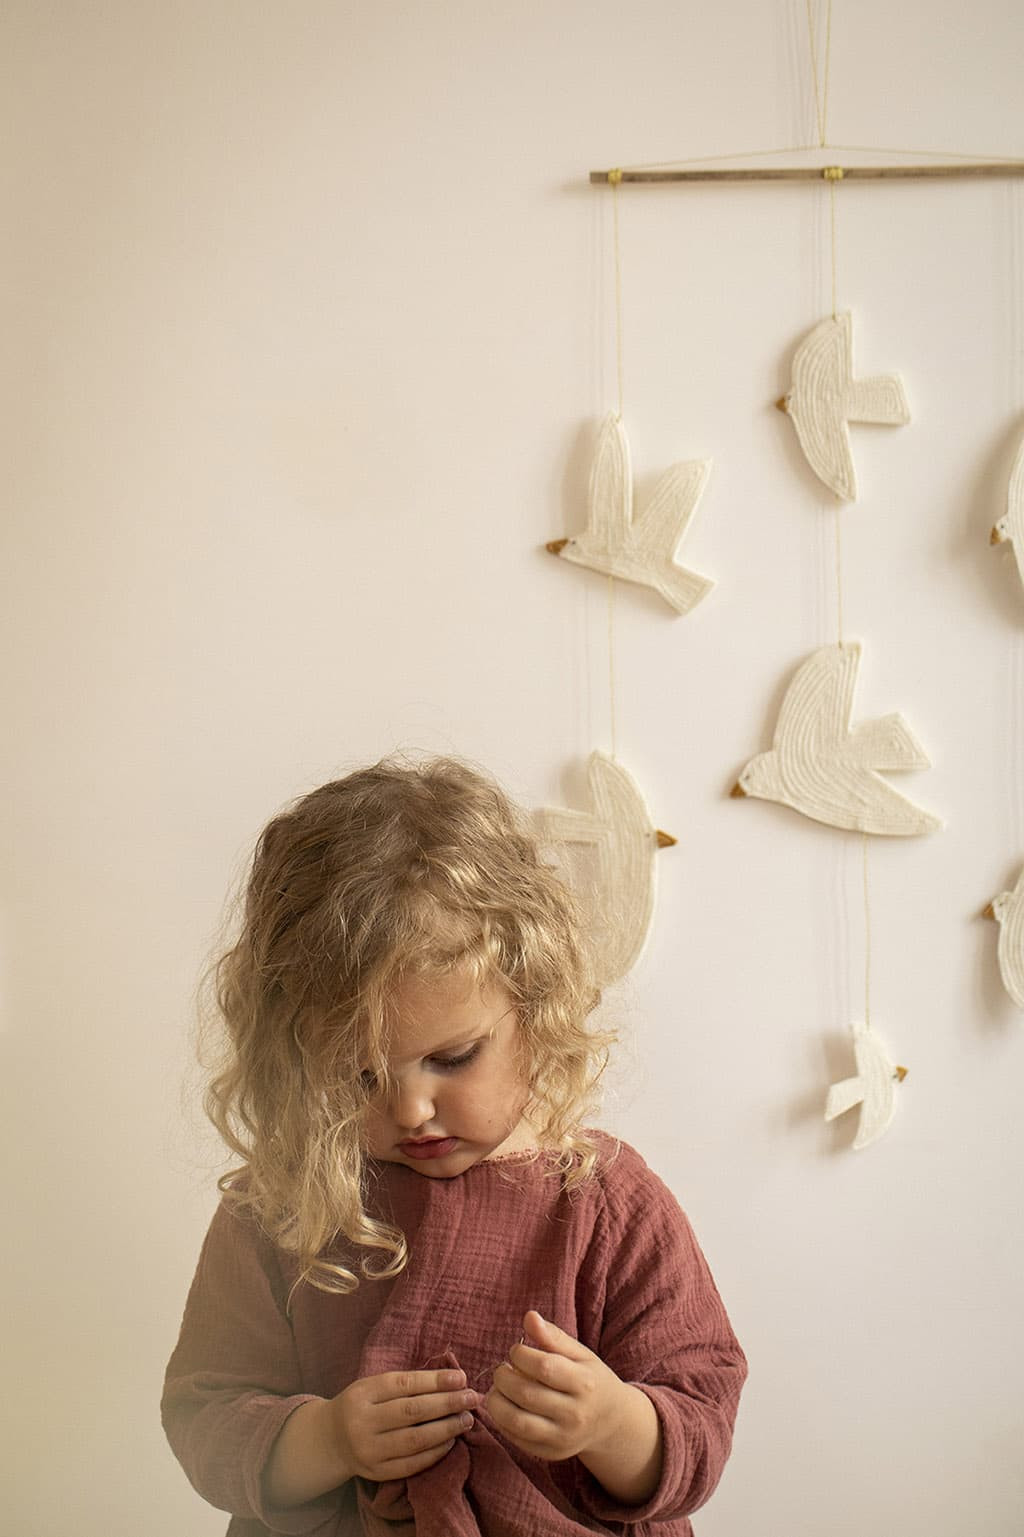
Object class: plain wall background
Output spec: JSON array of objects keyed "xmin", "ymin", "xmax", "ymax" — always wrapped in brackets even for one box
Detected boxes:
[{"xmin": 4, "ymin": 3, "xmax": 1023, "ymax": 1533}]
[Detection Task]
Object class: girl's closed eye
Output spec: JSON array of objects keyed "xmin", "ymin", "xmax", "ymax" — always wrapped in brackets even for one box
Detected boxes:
[{"xmin": 430, "ymin": 1041, "xmax": 484, "ymax": 1072}]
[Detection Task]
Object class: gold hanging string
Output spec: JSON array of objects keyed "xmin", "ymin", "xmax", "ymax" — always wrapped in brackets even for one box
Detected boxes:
[
  {"xmin": 829, "ymin": 175, "xmax": 839, "ymax": 318},
  {"xmin": 598, "ymin": 141, "xmax": 1024, "ymax": 173},
  {"xmin": 862, "ymin": 833, "xmax": 872, "ymax": 1030},
  {"xmin": 805, "ymin": 0, "xmax": 834, "ymax": 148},
  {"xmin": 592, "ymin": 139, "xmax": 1024, "ymax": 182},
  {"xmin": 606, "ymin": 170, "xmax": 625, "ymax": 759},
  {"xmin": 1012, "ymin": 182, "xmax": 1024, "ymax": 854},
  {"xmin": 609, "ymin": 169, "xmax": 625, "ymax": 420},
  {"xmin": 607, "ymin": 575, "xmax": 618, "ymax": 761},
  {"xmin": 834, "ymin": 506, "xmax": 845, "ymax": 647}
]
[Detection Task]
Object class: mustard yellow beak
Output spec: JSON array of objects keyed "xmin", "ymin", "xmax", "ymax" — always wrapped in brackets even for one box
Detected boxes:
[
  {"xmin": 894, "ymin": 1066, "xmax": 908, "ymax": 1083},
  {"xmin": 990, "ymin": 526, "xmax": 1006, "ymax": 546},
  {"xmin": 982, "ymin": 902, "xmax": 997, "ymax": 920},
  {"xmin": 546, "ymin": 538, "xmax": 569, "ymax": 555},
  {"xmin": 655, "ymin": 829, "xmax": 677, "ymax": 849},
  {"xmin": 730, "ymin": 782, "xmax": 748, "ymax": 798},
  {"xmin": 775, "ymin": 395, "xmax": 789, "ymax": 414}
]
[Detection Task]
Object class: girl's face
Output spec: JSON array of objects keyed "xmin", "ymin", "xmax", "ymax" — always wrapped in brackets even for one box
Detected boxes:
[{"xmin": 360, "ymin": 968, "xmax": 535, "ymax": 1177}]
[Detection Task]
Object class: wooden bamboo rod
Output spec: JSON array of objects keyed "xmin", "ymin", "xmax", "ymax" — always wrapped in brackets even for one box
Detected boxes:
[{"xmin": 590, "ymin": 163, "xmax": 1024, "ymax": 184}]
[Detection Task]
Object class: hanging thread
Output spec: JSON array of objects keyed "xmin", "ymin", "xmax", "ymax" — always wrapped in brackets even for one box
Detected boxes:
[
  {"xmin": 861, "ymin": 833, "xmax": 872, "ymax": 1030},
  {"xmin": 607, "ymin": 575, "xmax": 618, "ymax": 760},
  {"xmin": 805, "ymin": 0, "xmax": 834, "ymax": 148},
  {"xmin": 1008, "ymin": 179, "xmax": 1024, "ymax": 860},
  {"xmin": 606, "ymin": 138, "xmax": 1024, "ymax": 179},
  {"xmin": 829, "ymin": 176, "xmax": 839, "ymax": 318},
  {"xmin": 609, "ymin": 169, "xmax": 625, "ymax": 420},
  {"xmin": 606, "ymin": 169, "xmax": 625, "ymax": 759},
  {"xmin": 834, "ymin": 505, "xmax": 845, "ymax": 646}
]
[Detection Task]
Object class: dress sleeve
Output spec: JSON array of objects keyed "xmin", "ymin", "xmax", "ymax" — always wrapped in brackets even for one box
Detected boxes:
[
  {"xmin": 161, "ymin": 1200, "xmax": 345, "ymax": 1535},
  {"xmin": 570, "ymin": 1148, "xmax": 747, "ymax": 1526}
]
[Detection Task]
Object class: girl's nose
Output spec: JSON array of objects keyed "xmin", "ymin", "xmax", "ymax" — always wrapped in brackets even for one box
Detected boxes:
[{"xmin": 393, "ymin": 1078, "xmax": 436, "ymax": 1131}]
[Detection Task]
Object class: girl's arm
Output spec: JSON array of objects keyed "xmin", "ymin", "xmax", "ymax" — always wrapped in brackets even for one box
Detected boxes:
[
  {"xmin": 162, "ymin": 1202, "xmax": 343, "ymax": 1528},
  {"xmin": 163, "ymin": 1203, "xmax": 480, "ymax": 1521},
  {"xmin": 263, "ymin": 1399, "xmax": 353, "ymax": 1508},
  {"xmin": 576, "ymin": 1153, "xmax": 748, "ymax": 1524},
  {"xmin": 575, "ymin": 1379, "xmax": 662, "ymax": 1504}
]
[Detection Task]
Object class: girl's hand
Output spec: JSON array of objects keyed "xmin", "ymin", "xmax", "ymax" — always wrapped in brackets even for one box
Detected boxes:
[
  {"xmin": 484, "ymin": 1311, "xmax": 633, "ymax": 1464},
  {"xmin": 328, "ymin": 1368, "xmax": 480, "ymax": 1482}
]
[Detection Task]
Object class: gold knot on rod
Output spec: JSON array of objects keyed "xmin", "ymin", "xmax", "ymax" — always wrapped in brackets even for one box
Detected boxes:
[
  {"xmin": 822, "ymin": 166, "xmax": 844, "ymax": 181},
  {"xmin": 607, "ymin": 167, "xmax": 624, "ymax": 185}
]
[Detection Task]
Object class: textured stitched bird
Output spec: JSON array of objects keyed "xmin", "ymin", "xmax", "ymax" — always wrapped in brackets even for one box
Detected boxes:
[
  {"xmin": 777, "ymin": 312, "xmax": 909, "ymax": 501},
  {"xmin": 547, "ymin": 414, "xmax": 713, "ymax": 615},
  {"xmin": 732, "ymin": 642, "xmax": 941, "ymax": 836}
]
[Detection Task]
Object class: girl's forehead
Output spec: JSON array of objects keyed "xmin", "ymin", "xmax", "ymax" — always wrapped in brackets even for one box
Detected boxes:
[{"xmin": 383, "ymin": 971, "xmax": 515, "ymax": 1059}]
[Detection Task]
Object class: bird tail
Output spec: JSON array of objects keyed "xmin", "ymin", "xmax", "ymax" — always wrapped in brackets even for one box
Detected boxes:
[
  {"xmin": 845, "ymin": 375, "xmax": 910, "ymax": 425},
  {"xmin": 848, "ymin": 713, "xmax": 930, "ymax": 771},
  {"xmin": 824, "ymin": 1077, "xmax": 862, "ymax": 1121},
  {"xmin": 533, "ymin": 807, "xmax": 601, "ymax": 848},
  {"xmin": 655, "ymin": 564, "xmax": 714, "ymax": 616}
]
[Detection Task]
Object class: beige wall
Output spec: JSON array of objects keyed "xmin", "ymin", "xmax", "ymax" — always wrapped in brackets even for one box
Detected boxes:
[{"xmin": 4, "ymin": 3, "xmax": 1023, "ymax": 1532}]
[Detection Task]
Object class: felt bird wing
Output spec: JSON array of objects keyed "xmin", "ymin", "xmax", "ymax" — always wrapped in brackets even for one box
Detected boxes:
[
  {"xmin": 825, "ymin": 1021, "xmax": 906, "ymax": 1150},
  {"xmin": 534, "ymin": 752, "xmax": 675, "ymax": 986},
  {"xmin": 736, "ymin": 643, "xmax": 941, "ymax": 836},
  {"xmin": 991, "ymin": 429, "xmax": 1024, "ymax": 594},
  {"xmin": 986, "ymin": 865, "xmax": 1024, "ymax": 1008},
  {"xmin": 549, "ymin": 414, "xmax": 713, "ymax": 615},
  {"xmin": 780, "ymin": 313, "xmax": 910, "ymax": 500}
]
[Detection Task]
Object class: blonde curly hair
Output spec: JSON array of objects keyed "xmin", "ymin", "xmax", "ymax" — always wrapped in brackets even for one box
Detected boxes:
[{"xmin": 203, "ymin": 757, "xmax": 612, "ymax": 1297}]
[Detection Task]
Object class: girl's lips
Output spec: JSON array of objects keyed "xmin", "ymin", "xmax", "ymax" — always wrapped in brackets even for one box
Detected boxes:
[{"xmin": 398, "ymin": 1137, "xmax": 459, "ymax": 1160}]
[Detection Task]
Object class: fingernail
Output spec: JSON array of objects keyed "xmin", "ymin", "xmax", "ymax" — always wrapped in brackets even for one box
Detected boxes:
[
  {"xmin": 445, "ymin": 1370, "xmax": 466, "ymax": 1388},
  {"xmin": 459, "ymin": 1412, "xmax": 474, "ymax": 1428}
]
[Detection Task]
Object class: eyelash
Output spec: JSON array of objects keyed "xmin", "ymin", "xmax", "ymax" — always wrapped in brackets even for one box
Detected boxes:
[
  {"xmin": 359, "ymin": 1040, "xmax": 483, "ymax": 1094},
  {"xmin": 430, "ymin": 1042, "xmax": 483, "ymax": 1072}
]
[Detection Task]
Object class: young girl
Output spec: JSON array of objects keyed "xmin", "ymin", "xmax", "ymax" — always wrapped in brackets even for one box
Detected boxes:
[{"xmin": 163, "ymin": 758, "xmax": 746, "ymax": 1536}]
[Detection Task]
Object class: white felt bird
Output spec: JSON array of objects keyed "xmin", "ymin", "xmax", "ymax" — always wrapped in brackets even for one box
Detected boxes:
[
  {"xmin": 732, "ymin": 642, "xmax": 942, "ymax": 836},
  {"xmin": 534, "ymin": 751, "xmax": 675, "ymax": 986},
  {"xmin": 825, "ymin": 1021, "xmax": 907, "ymax": 1150},
  {"xmin": 547, "ymin": 414, "xmax": 713, "ymax": 615},
  {"xmin": 777, "ymin": 313, "xmax": 910, "ymax": 501},
  {"xmin": 989, "ymin": 430, "xmax": 1024, "ymax": 593},
  {"xmin": 984, "ymin": 866, "xmax": 1024, "ymax": 1008}
]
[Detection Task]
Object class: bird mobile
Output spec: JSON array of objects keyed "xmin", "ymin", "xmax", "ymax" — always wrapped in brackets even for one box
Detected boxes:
[
  {"xmin": 546, "ymin": 414, "xmax": 713, "ymax": 616},
  {"xmin": 534, "ymin": 752, "xmax": 676, "ymax": 987},
  {"xmin": 825, "ymin": 1020, "xmax": 907, "ymax": 1150},
  {"xmin": 732, "ymin": 642, "xmax": 942, "ymax": 836},
  {"xmin": 989, "ymin": 429, "xmax": 1024, "ymax": 595},
  {"xmin": 983, "ymin": 866, "xmax": 1024, "ymax": 1009},
  {"xmin": 776, "ymin": 313, "xmax": 910, "ymax": 501}
]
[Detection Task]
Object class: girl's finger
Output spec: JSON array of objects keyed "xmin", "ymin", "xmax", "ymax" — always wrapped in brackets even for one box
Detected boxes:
[
  {"xmin": 507, "ymin": 1342, "xmax": 578, "ymax": 1390},
  {"xmin": 371, "ymin": 1368, "xmax": 466, "ymax": 1402},
  {"xmin": 522, "ymin": 1311, "xmax": 591, "ymax": 1360},
  {"xmin": 485, "ymin": 1386, "xmax": 558, "ymax": 1451},
  {"xmin": 377, "ymin": 1388, "xmax": 479, "ymax": 1430},
  {"xmin": 381, "ymin": 1411, "xmax": 475, "ymax": 1459},
  {"xmin": 376, "ymin": 1438, "xmax": 458, "ymax": 1480},
  {"xmin": 491, "ymin": 1361, "xmax": 567, "ymax": 1421}
]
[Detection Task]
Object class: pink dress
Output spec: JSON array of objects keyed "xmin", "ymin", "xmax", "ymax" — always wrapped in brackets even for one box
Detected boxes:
[{"xmin": 162, "ymin": 1133, "xmax": 746, "ymax": 1535}]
